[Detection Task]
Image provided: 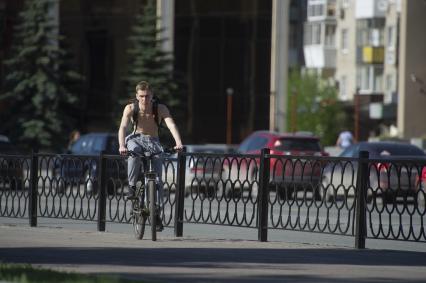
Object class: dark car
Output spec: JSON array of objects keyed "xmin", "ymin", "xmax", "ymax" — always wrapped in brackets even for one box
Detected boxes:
[
  {"xmin": 0, "ymin": 135, "xmax": 25, "ymax": 190},
  {"xmin": 223, "ymin": 131, "xmax": 329, "ymax": 199},
  {"xmin": 54, "ymin": 133, "xmax": 123, "ymax": 195},
  {"xmin": 321, "ymin": 142, "xmax": 426, "ymax": 202}
]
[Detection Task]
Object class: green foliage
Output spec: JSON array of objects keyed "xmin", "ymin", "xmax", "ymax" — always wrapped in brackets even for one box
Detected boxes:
[
  {"xmin": 287, "ymin": 70, "xmax": 348, "ymax": 145},
  {"xmin": 122, "ymin": 0, "xmax": 177, "ymax": 108},
  {"xmin": 0, "ymin": 263, "xmax": 141, "ymax": 283},
  {"xmin": 0, "ymin": 0, "xmax": 83, "ymax": 150}
]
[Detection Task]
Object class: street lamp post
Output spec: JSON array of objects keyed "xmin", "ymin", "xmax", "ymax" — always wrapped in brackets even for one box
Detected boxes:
[{"xmin": 226, "ymin": 88, "xmax": 234, "ymax": 144}]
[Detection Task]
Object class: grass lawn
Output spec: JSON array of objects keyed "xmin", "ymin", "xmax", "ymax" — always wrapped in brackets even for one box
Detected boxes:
[{"xmin": 0, "ymin": 263, "xmax": 145, "ymax": 283}]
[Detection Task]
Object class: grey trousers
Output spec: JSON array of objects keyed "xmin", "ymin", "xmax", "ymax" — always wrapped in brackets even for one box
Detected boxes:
[{"xmin": 125, "ymin": 133, "xmax": 164, "ymax": 207}]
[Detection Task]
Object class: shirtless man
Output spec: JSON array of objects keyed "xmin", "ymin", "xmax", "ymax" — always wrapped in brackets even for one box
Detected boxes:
[{"xmin": 118, "ymin": 81, "xmax": 183, "ymax": 230}]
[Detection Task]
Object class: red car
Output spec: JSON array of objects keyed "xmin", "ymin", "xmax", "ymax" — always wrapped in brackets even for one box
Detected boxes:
[{"xmin": 222, "ymin": 131, "xmax": 328, "ymax": 199}]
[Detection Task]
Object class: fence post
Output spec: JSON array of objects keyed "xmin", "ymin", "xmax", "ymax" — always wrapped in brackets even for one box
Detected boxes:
[
  {"xmin": 29, "ymin": 150, "xmax": 38, "ymax": 227},
  {"xmin": 174, "ymin": 147, "xmax": 186, "ymax": 237},
  {"xmin": 258, "ymin": 148, "xmax": 270, "ymax": 242},
  {"xmin": 355, "ymin": 150, "xmax": 369, "ymax": 249},
  {"xmin": 97, "ymin": 151, "xmax": 107, "ymax": 232}
]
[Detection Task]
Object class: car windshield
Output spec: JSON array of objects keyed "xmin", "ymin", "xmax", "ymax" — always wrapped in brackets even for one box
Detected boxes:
[
  {"xmin": 366, "ymin": 143, "xmax": 426, "ymax": 157},
  {"xmin": 238, "ymin": 136, "xmax": 269, "ymax": 152},
  {"xmin": 0, "ymin": 141, "xmax": 17, "ymax": 153},
  {"xmin": 275, "ymin": 138, "xmax": 321, "ymax": 151}
]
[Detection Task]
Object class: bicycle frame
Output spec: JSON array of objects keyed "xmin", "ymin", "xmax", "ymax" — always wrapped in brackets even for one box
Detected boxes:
[{"xmin": 128, "ymin": 149, "xmax": 165, "ymax": 241}]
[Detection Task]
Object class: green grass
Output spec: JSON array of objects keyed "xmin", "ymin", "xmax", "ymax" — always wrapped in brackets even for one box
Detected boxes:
[{"xmin": 0, "ymin": 263, "xmax": 144, "ymax": 283}]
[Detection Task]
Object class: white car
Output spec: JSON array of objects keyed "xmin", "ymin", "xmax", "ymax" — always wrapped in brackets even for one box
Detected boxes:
[
  {"xmin": 321, "ymin": 142, "xmax": 426, "ymax": 203},
  {"xmin": 163, "ymin": 144, "xmax": 236, "ymax": 197}
]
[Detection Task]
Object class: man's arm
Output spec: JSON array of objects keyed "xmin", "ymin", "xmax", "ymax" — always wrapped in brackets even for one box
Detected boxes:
[
  {"xmin": 160, "ymin": 104, "xmax": 183, "ymax": 150},
  {"xmin": 118, "ymin": 104, "xmax": 132, "ymax": 155}
]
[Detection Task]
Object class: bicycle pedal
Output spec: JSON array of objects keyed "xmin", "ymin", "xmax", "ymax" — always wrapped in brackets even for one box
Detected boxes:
[{"xmin": 126, "ymin": 196, "xmax": 138, "ymax": 201}]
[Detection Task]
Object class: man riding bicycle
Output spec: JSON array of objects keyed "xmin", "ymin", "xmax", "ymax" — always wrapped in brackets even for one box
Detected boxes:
[{"xmin": 118, "ymin": 81, "xmax": 183, "ymax": 231}]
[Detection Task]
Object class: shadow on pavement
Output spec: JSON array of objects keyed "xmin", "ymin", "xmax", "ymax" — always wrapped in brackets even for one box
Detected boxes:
[
  {"xmin": 1, "ymin": 247, "xmax": 426, "ymax": 267},
  {"xmin": 2, "ymin": 246, "xmax": 426, "ymax": 283}
]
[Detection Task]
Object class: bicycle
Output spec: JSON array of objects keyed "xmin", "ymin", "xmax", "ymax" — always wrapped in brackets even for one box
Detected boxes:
[{"xmin": 127, "ymin": 148, "xmax": 174, "ymax": 241}]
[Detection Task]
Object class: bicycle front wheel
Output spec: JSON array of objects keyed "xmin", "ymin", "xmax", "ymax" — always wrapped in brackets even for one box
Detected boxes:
[
  {"xmin": 133, "ymin": 212, "xmax": 146, "ymax": 240},
  {"xmin": 148, "ymin": 179, "xmax": 157, "ymax": 241}
]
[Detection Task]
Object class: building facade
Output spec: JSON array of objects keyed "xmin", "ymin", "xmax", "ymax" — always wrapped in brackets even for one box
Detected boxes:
[{"xmin": 304, "ymin": 0, "xmax": 425, "ymax": 140}]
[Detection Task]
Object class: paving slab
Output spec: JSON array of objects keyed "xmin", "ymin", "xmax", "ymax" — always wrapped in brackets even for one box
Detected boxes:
[{"xmin": 1, "ymin": 224, "xmax": 426, "ymax": 283}]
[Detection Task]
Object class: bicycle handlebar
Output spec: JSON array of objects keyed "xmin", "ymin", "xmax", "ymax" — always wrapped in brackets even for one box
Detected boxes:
[{"xmin": 127, "ymin": 147, "xmax": 178, "ymax": 158}]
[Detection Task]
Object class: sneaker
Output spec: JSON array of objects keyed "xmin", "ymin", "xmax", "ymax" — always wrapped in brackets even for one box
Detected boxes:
[{"xmin": 126, "ymin": 186, "xmax": 136, "ymax": 200}]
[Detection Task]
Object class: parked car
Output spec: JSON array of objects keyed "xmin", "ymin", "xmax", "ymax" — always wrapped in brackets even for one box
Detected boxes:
[
  {"xmin": 223, "ymin": 131, "xmax": 329, "ymax": 199},
  {"xmin": 53, "ymin": 132, "xmax": 124, "ymax": 195},
  {"xmin": 321, "ymin": 142, "xmax": 426, "ymax": 203},
  {"xmin": 164, "ymin": 144, "xmax": 235, "ymax": 197},
  {"xmin": 0, "ymin": 135, "xmax": 25, "ymax": 190}
]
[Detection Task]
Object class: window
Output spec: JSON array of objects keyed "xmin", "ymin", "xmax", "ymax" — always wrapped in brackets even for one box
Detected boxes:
[
  {"xmin": 386, "ymin": 26, "xmax": 395, "ymax": 48},
  {"xmin": 276, "ymin": 138, "xmax": 321, "ymax": 152},
  {"xmin": 340, "ymin": 76, "xmax": 347, "ymax": 99},
  {"xmin": 247, "ymin": 137, "xmax": 269, "ymax": 151},
  {"xmin": 312, "ymin": 23, "xmax": 322, "ymax": 44},
  {"xmin": 357, "ymin": 66, "xmax": 384, "ymax": 93},
  {"xmin": 238, "ymin": 135, "xmax": 268, "ymax": 152},
  {"xmin": 386, "ymin": 74, "xmax": 394, "ymax": 92},
  {"xmin": 304, "ymin": 24, "xmax": 312, "ymax": 45},
  {"xmin": 308, "ymin": 3, "xmax": 325, "ymax": 17},
  {"xmin": 357, "ymin": 19, "xmax": 385, "ymax": 46},
  {"xmin": 106, "ymin": 137, "xmax": 119, "ymax": 154},
  {"xmin": 92, "ymin": 137, "xmax": 105, "ymax": 152},
  {"xmin": 341, "ymin": 0, "xmax": 350, "ymax": 9},
  {"xmin": 304, "ymin": 23, "xmax": 322, "ymax": 45},
  {"xmin": 341, "ymin": 28, "xmax": 348, "ymax": 51},
  {"xmin": 325, "ymin": 24, "xmax": 336, "ymax": 46}
]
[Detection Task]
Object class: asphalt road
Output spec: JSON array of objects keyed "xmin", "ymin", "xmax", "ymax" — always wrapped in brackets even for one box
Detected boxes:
[{"xmin": 1, "ymin": 223, "xmax": 426, "ymax": 283}]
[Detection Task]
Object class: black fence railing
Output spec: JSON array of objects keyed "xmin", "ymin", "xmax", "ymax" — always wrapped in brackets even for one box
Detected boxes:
[{"xmin": 1, "ymin": 150, "xmax": 426, "ymax": 248}]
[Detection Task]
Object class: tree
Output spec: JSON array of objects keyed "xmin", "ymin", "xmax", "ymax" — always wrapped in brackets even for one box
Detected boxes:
[
  {"xmin": 287, "ymin": 70, "xmax": 348, "ymax": 145},
  {"xmin": 123, "ymin": 0, "xmax": 177, "ymax": 108},
  {"xmin": 0, "ymin": 0, "xmax": 83, "ymax": 150}
]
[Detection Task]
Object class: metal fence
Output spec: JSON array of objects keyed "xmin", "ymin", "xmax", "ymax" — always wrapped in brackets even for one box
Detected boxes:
[{"xmin": 1, "ymin": 149, "xmax": 425, "ymax": 248}]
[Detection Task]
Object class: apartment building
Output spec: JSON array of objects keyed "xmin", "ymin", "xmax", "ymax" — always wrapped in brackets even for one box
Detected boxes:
[
  {"xmin": 303, "ymin": 0, "xmax": 337, "ymax": 78},
  {"xmin": 303, "ymin": 0, "xmax": 411, "ymax": 139}
]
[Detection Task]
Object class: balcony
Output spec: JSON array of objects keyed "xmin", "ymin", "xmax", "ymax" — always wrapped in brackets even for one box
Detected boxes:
[
  {"xmin": 304, "ymin": 45, "xmax": 336, "ymax": 68},
  {"xmin": 357, "ymin": 46, "xmax": 384, "ymax": 64},
  {"xmin": 355, "ymin": 0, "xmax": 387, "ymax": 19}
]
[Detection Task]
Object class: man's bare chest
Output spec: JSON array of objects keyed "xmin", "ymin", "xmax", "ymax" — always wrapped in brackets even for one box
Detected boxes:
[{"xmin": 138, "ymin": 111, "xmax": 155, "ymax": 122}]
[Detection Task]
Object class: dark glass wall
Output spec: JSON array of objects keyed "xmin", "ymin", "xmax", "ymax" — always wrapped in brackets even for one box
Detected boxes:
[{"xmin": 175, "ymin": 0, "xmax": 272, "ymax": 143}]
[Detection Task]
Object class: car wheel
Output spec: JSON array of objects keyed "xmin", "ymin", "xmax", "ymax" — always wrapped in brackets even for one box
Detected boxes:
[
  {"xmin": 278, "ymin": 184, "xmax": 293, "ymax": 201},
  {"xmin": 84, "ymin": 170, "xmax": 97, "ymax": 195},
  {"xmin": 52, "ymin": 168, "xmax": 66, "ymax": 195},
  {"xmin": 313, "ymin": 183, "xmax": 322, "ymax": 201},
  {"xmin": 320, "ymin": 176, "xmax": 334, "ymax": 202}
]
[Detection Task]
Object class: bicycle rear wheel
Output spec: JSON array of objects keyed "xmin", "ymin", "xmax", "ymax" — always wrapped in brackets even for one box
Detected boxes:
[{"xmin": 133, "ymin": 211, "xmax": 146, "ymax": 240}]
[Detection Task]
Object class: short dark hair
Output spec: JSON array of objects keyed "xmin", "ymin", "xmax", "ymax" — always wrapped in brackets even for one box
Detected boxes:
[{"xmin": 135, "ymin": 81, "xmax": 151, "ymax": 92}]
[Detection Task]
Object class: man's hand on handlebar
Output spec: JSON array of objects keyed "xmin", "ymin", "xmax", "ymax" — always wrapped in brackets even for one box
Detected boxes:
[
  {"xmin": 174, "ymin": 144, "xmax": 184, "ymax": 151},
  {"xmin": 119, "ymin": 145, "xmax": 128, "ymax": 156}
]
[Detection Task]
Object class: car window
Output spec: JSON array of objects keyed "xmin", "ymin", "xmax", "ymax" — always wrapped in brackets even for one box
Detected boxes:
[
  {"xmin": 106, "ymin": 137, "xmax": 119, "ymax": 154},
  {"xmin": 275, "ymin": 138, "xmax": 321, "ymax": 151},
  {"xmin": 0, "ymin": 141, "xmax": 18, "ymax": 154},
  {"xmin": 71, "ymin": 137, "xmax": 85, "ymax": 153},
  {"xmin": 93, "ymin": 137, "xmax": 105, "ymax": 152},
  {"xmin": 238, "ymin": 137, "xmax": 253, "ymax": 152},
  {"xmin": 76, "ymin": 136, "xmax": 95, "ymax": 154},
  {"xmin": 245, "ymin": 136, "xmax": 268, "ymax": 152},
  {"xmin": 368, "ymin": 144, "xmax": 426, "ymax": 157},
  {"xmin": 340, "ymin": 144, "xmax": 360, "ymax": 157}
]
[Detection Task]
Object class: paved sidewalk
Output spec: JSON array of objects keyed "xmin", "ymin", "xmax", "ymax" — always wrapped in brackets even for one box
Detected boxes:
[{"xmin": 1, "ymin": 224, "xmax": 426, "ymax": 282}]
